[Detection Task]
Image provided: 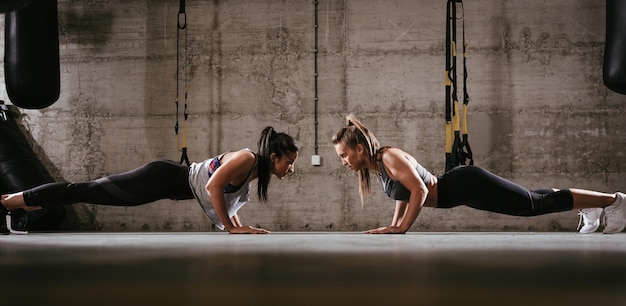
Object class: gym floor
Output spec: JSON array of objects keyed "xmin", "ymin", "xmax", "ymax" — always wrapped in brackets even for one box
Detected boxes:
[{"xmin": 1, "ymin": 232, "xmax": 625, "ymax": 306}]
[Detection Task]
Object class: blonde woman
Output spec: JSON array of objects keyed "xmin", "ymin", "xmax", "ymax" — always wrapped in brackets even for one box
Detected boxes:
[{"xmin": 332, "ymin": 114, "xmax": 625, "ymax": 234}]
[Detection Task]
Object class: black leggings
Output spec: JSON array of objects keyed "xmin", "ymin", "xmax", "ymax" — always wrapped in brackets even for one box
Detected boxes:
[
  {"xmin": 437, "ymin": 166, "xmax": 573, "ymax": 216},
  {"xmin": 23, "ymin": 160, "xmax": 194, "ymax": 207}
]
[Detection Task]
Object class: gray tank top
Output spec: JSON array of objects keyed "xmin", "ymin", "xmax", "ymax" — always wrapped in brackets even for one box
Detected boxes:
[
  {"xmin": 378, "ymin": 159, "xmax": 433, "ymax": 202},
  {"xmin": 188, "ymin": 149, "xmax": 257, "ymax": 230}
]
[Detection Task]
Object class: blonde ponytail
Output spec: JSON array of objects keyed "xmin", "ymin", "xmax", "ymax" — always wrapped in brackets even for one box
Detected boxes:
[{"xmin": 332, "ymin": 114, "xmax": 381, "ymax": 206}]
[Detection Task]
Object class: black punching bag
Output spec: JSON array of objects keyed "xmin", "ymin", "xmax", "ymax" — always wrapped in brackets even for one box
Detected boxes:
[
  {"xmin": 0, "ymin": 102, "xmax": 65, "ymax": 231},
  {"xmin": 4, "ymin": 0, "xmax": 60, "ymax": 109},
  {"xmin": 0, "ymin": 0, "xmax": 32, "ymax": 12},
  {"xmin": 603, "ymin": 0, "xmax": 626, "ymax": 95}
]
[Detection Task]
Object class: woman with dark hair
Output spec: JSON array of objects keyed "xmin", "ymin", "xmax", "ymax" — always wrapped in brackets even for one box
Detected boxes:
[
  {"xmin": 1, "ymin": 127, "xmax": 298, "ymax": 234},
  {"xmin": 332, "ymin": 114, "xmax": 625, "ymax": 234}
]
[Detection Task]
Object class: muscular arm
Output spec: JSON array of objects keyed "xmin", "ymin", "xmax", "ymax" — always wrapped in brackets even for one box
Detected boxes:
[
  {"xmin": 365, "ymin": 149, "xmax": 429, "ymax": 234},
  {"xmin": 206, "ymin": 150, "xmax": 270, "ymax": 234},
  {"xmin": 391, "ymin": 200, "xmax": 408, "ymax": 227},
  {"xmin": 231, "ymin": 213, "xmax": 243, "ymax": 227}
]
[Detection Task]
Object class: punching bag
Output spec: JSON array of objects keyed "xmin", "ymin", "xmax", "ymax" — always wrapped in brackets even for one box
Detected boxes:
[
  {"xmin": 4, "ymin": 0, "xmax": 60, "ymax": 109},
  {"xmin": 0, "ymin": 102, "xmax": 65, "ymax": 231},
  {"xmin": 0, "ymin": 0, "xmax": 32, "ymax": 12},
  {"xmin": 603, "ymin": 0, "xmax": 626, "ymax": 95}
]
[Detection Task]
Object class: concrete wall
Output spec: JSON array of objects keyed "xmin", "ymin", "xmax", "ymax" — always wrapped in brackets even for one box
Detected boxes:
[{"xmin": 1, "ymin": 0, "xmax": 624, "ymax": 232}]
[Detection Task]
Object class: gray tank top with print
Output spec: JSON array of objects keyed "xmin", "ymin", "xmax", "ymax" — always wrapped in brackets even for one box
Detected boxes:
[{"xmin": 187, "ymin": 149, "xmax": 257, "ymax": 230}]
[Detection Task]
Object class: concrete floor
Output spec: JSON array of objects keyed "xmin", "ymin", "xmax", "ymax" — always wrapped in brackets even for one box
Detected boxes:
[{"xmin": 1, "ymin": 232, "xmax": 625, "ymax": 306}]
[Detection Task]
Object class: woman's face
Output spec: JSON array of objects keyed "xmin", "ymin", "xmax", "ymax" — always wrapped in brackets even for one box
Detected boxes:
[
  {"xmin": 271, "ymin": 151, "xmax": 298, "ymax": 179},
  {"xmin": 334, "ymin": 142, "xmax": 365, "ymax": 171}
]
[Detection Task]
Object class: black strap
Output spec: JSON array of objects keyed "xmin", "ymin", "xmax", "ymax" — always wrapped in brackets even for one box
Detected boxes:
[
  {"xmin": 445, "ymin": 0, "xmax": 457, "ymax": 172},
  {"xmin": 445, "ymin": 0, "xmax": 472, "ymax": 171},
  {"xmin": 177, "ymin": 0, "xmax": 186, "ymax": 29},
  {"xmin": 175, "ymin": 0, "xmax": 190, "ymax": 166},
  {"xmin": 458, "ymin": 1, "xmax": 473, "ymax": 166}
]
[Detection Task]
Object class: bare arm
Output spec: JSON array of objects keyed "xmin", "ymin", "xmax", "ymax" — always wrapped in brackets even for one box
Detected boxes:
[
  {"xmin": 231, "ymin": 213, "xmax": 243, "ymax": 227},
  {"xmin": 365, "ymin": 149, "xmax": 429, "ymax": 234},
  {"xmin": 391, "ymin": 200, "xmax": 408, "ymax": 227},
  {"xmin": 206, "ymin": 151, "xmax": 270, "ymax": 234}
]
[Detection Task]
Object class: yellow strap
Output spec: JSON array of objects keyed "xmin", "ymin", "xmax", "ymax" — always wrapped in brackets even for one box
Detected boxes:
[
  {"xmin": 452, "ymin": 100, "xmax": 460, "ymax": 132},
  {"xmin": 462, "ymin": 103, "xmax": 468, "ymax": 135},
  {"xmin": 452, "ymin": 41, "xmax": 456, "ymax": 57}
]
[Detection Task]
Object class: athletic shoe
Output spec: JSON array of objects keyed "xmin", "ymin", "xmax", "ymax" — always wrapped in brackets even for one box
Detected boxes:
[
  {"xmin": 577, "ymin": 208, "xmax": 603, "ymax": 234},
  {"xmin": 603, "ymin": 192, "xmax": 626, "ymax": 234},
  {"xmin": 0, "ymin": 196, "xmax": 27, "ymax": 235},
  {"xmin": 7, "ymin": 210, "xmax": 28, "ymax": 235}
]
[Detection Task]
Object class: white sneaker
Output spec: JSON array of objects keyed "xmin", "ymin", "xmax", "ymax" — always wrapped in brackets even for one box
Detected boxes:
[
  {"xmin": 577, "ymin": 208, "xmax": 603, "ymax": 234},
  {"xmin": 603, "ymin": 192, "xmax": 626, "ymax": 234}
]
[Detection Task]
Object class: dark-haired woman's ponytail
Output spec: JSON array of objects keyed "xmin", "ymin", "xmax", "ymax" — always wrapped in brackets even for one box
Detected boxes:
[
  {"xmin": 256, "ymin": 126, "xmax": 298, "ymax": 204},
  {"xmin": 258, "ymin": 127, "xmax": 275, "ymax": 158},
  {"xmin": 257, "ymin": 127, "xmax": 275, "ymax": 203}
]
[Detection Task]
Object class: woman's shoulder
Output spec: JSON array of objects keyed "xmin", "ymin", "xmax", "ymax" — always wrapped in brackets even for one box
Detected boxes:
[
  {"xmin": 222, "ymin": 149, "xmax": 257, "ymax": 164},
  {"xmin": 234, "ymin": 148, "xmax": 256, "ymax": 156},
  {"xmin": 379, "ymin": 146, "xmax": 405, "ymax": 160},
  {"xmin": 380, "ymin": 147, "xmax": 417, "ymax": 169}
]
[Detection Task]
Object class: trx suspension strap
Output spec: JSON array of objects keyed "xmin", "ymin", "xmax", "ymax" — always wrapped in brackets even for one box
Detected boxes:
[
  {"xmin": 444, "ymin": 0, "xmax": 458, "ymax": 172},
  {"xmin": 175, "ymin": 0, "xmax": 190, "ymax": 166},
  {"xmin": 458, "ymin": 1, "xmax": 473, "ymax": 167},
  {"xmin": 445, "ymin": 0, "xmax": 473, "ymax": 172}
]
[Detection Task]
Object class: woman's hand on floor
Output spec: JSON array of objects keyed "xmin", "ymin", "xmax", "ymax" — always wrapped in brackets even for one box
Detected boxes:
[
  {"xmin": 363, "ymin": 226, "xmax": 406, "ymax": 234},
  {"xmin": 228, "ymin": 226, "xmax": 271, "ymax": 234}
]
